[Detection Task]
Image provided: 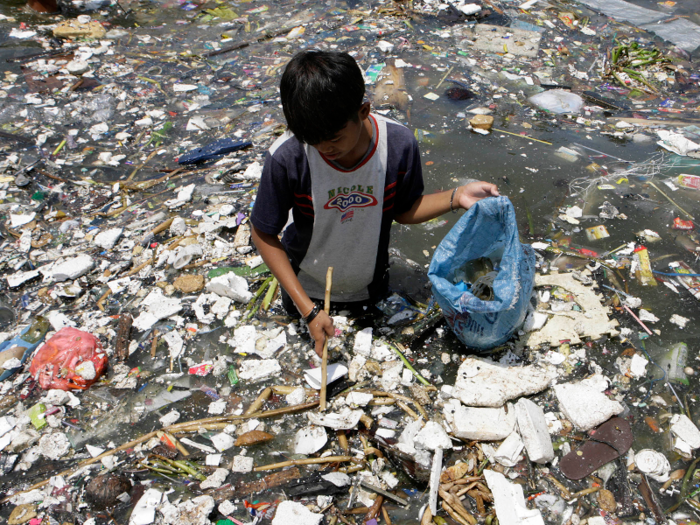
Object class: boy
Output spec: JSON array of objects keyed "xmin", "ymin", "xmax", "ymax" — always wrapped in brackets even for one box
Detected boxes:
[{"xmin": 251, "ymin": 50, "xmax": 499, "ymax": 357}]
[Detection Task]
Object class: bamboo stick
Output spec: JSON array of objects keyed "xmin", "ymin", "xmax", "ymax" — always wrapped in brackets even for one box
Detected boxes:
[
  {"xmin": 127, "ymin": 150, "xmax": 157, "ymax": 181},
  {"xmin": 337, "ymin": 430, "xmax": 349, "ymax": 454},
  {"xmin": 2, "ymin": 398, "xmax": 322, "ymax": 504},
  {"xmin": 364, "ymin": 496, "xmax": 383, "ymax": 521},
  {"xmin": 320, "ymin": 266, "xmax": 333, "ymax": 411},
  {"xmin": 442, "ymin": 501, "xmax": 470, "ymax": 525},
  {"xmin": 150, "ymin": 329, "xmax": 159, "ymax": 358},
  {"xmin": 244, "ymin": 386, "xmax": 272, "ymax": 416},
  {"xmin": 382, "ymin": 506, "xmax": 393, "ymax": 525},
  {"xmin": 254, "ymin": 455, "xmax": 354, "ymax": 472},
  {"xmin": 1, "ymin": 430, "xmax": 159, "ymax": 503},
  {"xmin": 440, "ymin": 489, "xmax": 476, "ymax": 524},
  {"xmin": 167, "ymin": 401, "xmax": 320, "ymax": 432},
  {"xmin": 164, "ymin": 432, "xmax": 190, "ymax": 457}
]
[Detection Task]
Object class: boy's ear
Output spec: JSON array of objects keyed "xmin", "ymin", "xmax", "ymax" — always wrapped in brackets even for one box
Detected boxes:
[{"xmin": 358, "ymin": 101, "xmax": 371, "ymax": 120}]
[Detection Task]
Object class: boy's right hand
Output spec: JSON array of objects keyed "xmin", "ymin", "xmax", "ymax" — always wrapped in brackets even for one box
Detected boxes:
[{"xmin": 309, "ymin": 311, "xmax": 335, "ymax": 358}]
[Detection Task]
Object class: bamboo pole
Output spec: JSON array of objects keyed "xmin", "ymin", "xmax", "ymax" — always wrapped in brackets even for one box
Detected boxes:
[
  {"xmin": 320, "ymin": 266, "xmax": 333, "ymax": 411},
  {"xmin": 254, "ymin": 455, "xmax": 354, "ymax": 472},
  {"xmin": 245, "ymin": 386, "xmax": 272, "ymax": 416}
]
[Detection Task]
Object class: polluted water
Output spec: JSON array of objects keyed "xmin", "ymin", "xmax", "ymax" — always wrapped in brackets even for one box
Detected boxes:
[{"xmin": 0, "ymin": 0, "xmax": 699, "ymax": 523}]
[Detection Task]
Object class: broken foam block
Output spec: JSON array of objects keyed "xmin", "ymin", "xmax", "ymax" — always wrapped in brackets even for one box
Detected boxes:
[
  {"xmin": 444, "ymin": 400, "xmax": 516, "ymax": 441},
  {"xmin": 515, "ymin": 398, "xmax": 554, "ymax": 464},
  {"xmin": 452, "ymin": 357, "xmax": 555, "ymax": 408},
  {"xmin": 554, "ymin": 376, "xmax": 624, "ymax": 431},
  {"xmin": 484, "ymin": 469, "xmax": 545, "ymax": 525}
]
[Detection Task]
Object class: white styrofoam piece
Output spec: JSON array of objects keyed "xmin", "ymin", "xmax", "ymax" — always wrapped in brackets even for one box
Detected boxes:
[
  {"xmin": 670, "ymin": 414, "xmax": 700, "ymax": 450},
  {"xmin": 516, "ymin": 398, "xmax": 554, "ymax": 464},
  {"xmin": 553, "ymin": 376, "xmax": 624, "ymax": 431},
  {"xmin": 444, "ymin": 400, "xmax": 516, "ymax": 441},
  {"xmin": 484, "ymin": 469, "xmax": 545, "ymax": 525},
  {"xmin": 452, "ymin": 357, "xmax": 555, "ymax": 408},
  {"xmin": 304, "ymin": 363, "xmax": 348, "ymax": 389}
]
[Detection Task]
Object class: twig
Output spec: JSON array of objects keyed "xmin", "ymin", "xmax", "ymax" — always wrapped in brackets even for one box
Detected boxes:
[
  {"xmin": 127, "ymin": 150, "xmax": 158, "ymax": 181},
  {"xmin": 245, "ymin": 387, "xmax": 272, "ymax": 416},
  {"xmin": 360, "ymin": 481, "xmax": 408, "ymax": 505},
  {"xmin": 492, "ymin": 128, "xmax": 552, "ymax": 145},
  {"xmin": 320, "ymin": 266, "xmax": 334, "ymax": 411},
  {"xmin": 435, "ymin": 66, "xmax": 454, "ymax": 90},
  {"xmin": 648, "ymin": 181, "xmax": 695, "ymax": 220},
  {"xmin": 254, "ymin": 455, "xmax": 355, "ymax": 472}
]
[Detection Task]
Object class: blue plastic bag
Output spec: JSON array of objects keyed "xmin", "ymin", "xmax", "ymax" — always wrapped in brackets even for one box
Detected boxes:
[{"xmin": 428, "ymin": 196, "xmax": 535, "ymax": 350}]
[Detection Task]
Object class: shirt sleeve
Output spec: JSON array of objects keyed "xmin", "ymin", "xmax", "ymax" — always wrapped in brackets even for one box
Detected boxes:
[
  {"xmin": 250, "ymin": 152, "xmax": 293, "ymax": 236},
  {"xmin": 394, "ymin": 136, "xmax": 424, "ymax": 215}
]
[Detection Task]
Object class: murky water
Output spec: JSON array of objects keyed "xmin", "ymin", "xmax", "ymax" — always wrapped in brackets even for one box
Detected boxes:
[{"xmin": 1, "ymin": 0, "xmax": 700, "ymax": 522}]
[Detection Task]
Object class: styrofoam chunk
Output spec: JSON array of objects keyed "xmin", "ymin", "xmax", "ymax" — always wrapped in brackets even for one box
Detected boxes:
[
  {"xmin": 452, "ymin": 357, "xmax": 555, "ymax": 408},
  {"xmin": 272, "ymin": 501, "xmax": 323, "ymax": 525},
  {"xmin": 553, "ymin": 377, "xmax": 623, "ymax": 431},
  {"xmin": 52, "ymin": 254, "xmax": 95, "ymax": 281},
  {"xmin": 671, "ymin": 414, "xmax": 700, "ymax": 450},
  {"xmin": 445, "ymin": 400, "xmax": 516, "ymax": 441},
  {"xmin": 415, "ymin": 421, "xmax": 452, "ymax": 451},
  {"xmin": 516, "ymin": 398, "xmax": 554, "ymax": 464},
  {"xmin": 484, "ymin": 469, "xmax": 545, "ymax": 525}
]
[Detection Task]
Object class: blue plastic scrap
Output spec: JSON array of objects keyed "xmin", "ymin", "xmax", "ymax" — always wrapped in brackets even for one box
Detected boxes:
[{"xmin": 178, "ymin": 138, "xmax": 252, "ymax": 165}]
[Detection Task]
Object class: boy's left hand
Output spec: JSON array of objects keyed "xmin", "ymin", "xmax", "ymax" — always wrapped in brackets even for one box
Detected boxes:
[{"xmin": 456, "ymin": 181, "xmax": 500, "ymax": 210}]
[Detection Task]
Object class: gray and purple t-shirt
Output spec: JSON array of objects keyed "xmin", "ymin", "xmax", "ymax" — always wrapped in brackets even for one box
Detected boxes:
[{"xmin": 250, "ymin": 113, "xmax": 424, "ymax": 302}]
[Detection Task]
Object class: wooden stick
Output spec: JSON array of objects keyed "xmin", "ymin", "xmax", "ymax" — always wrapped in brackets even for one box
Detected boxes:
[
  {"xmin": 320, "ymin": 266, "xmax": 333, "ymax": 411},
  {"xmin": 381, "ymin": 505, "xmax": 393, "ymax": 525},
  {"xmin": 360, "ymin": 481, "xmax": 408, "ymax": 506},
  {"xmin": 245, "ymin": 387, "xmax": 272, "ymax": 416},
  {"xmin": 150, "ymin": 329, "xmax": 159, "ymax": 358},
  {"xmin": 126, "ymin": 258, "xmax": 155, "ymax": 277},
  {"xmin": 337, "ymin": 430, "xmax": 349, "ymax": 454},
  {"xmin": 439, "ymin": 489, "xmax": 477, "ymax": 524},
  {"xmin": 442, "ymin": 500, "xmax": 470, "ymax": 525},
  {"xmin": 2, "ymin": 401, "xmax": 322, "ymax": 504},
  {"xmin": 254, "ymin": 455, "xmax": 354, "ymax": 472},
  {"xmin": 420, "ymin": 506, "xmax": 433, "ymax": 525},
  {"xmin": 168, "ymin": 401, "xmax": 320, "ymax": 433},
  {"xmin": 127, "ymin": 150, "xmax": 157, "ymax": 181},
  {"xmin": 364, "ymin": 495, "xmax": 384, "ymax": 521},
  {"xmin": 96, "ymin": 289, "xmax": 111, "ymax": 312},
  {"xmin": 371, "ymin": 390, "xmax": 429, "ymax": 420}
]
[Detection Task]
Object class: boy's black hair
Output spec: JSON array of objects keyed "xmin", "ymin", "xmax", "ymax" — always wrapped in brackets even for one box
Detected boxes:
[{"xmin": 280, "ymin": 50, "xmax": 366, "ymax": 145}]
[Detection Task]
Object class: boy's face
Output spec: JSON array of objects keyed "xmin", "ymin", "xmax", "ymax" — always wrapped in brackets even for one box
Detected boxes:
[{"xmin": 312, "ymin": 102, "xmax": 371, "ymax": 168}]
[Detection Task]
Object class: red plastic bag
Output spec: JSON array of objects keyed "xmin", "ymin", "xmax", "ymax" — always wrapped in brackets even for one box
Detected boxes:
[{"xmin": 30, "ymin": 327, "xmax": 108, "ymax": 391}]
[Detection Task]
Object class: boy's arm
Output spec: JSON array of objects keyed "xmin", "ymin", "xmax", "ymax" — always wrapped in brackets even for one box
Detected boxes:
[
  {"xmin": 251, "ymin": 225, "xmax": 334, "ymax": 358},
  {"xmin": 394, "ymin": 181, "xmax": 499, "ymax": 224}
]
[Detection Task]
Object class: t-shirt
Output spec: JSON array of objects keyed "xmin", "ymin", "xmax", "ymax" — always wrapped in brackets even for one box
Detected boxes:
[{"xmin": 251, "ymin": 113, "xmax": 424, "ymax": 302}]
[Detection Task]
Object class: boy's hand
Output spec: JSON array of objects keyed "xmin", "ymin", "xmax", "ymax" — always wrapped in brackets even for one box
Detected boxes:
[
  {"xmin": 309, "ymin": 311, "xmax": 334, "ymax": 358},
  {"xmin": 456, "ymin": 181, "xmax": 500, "ymax": 210}
]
